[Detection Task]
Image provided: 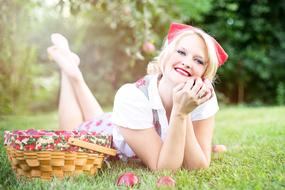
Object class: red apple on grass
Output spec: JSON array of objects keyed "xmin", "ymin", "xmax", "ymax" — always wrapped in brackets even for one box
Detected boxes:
[
  {"xmin": 116, "ymin": 172, "xmax": 139, "ymax": 187},
  {"xmin": 157, "ymin": 176, "xmax": 176, "ymax": 187},
  {"xmin": 212, "ymin": 144, "xmax": 227, "ymax": 153}
]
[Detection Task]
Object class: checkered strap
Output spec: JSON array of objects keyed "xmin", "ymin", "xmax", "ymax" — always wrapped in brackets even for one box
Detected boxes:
[{"xmin": 135, "ymin": 75, "xmax": 161, "ymax": 136}]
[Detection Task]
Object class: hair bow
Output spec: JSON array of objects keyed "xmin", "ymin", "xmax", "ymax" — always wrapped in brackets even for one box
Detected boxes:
[{"xmin": 167, "ymin": 23, "xmax": 228, "ymax": 66}]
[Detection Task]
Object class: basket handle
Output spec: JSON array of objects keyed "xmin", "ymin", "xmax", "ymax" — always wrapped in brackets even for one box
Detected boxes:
[{"xmin": 68, "ymin": 138, "xmax": 117, "ymax": 156}]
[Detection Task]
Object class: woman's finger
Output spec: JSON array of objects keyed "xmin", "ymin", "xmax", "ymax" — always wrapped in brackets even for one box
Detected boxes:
[
  {"xmin": 198, "ymin": 90, "xmax": 212, "ymax": 104},
  {"xmin": 204, "ymin": 78, "xmax": 213, "ymax": 93},
  {"xmin": 191, "ymin": 78, "xmax": 203, "ymax": 95},
  {"xmin": 197, "ymin": 84, "xmax": 207, "ymax": 99},
  {"xmin": 182, "ymin": 77, "xmax": 195, "ymax": 91}
]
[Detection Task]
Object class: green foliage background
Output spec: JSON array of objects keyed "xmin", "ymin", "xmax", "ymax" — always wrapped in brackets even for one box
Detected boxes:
[{"xmin": 0, "ymin": 0, "xmax": 284, "ymax": 115}]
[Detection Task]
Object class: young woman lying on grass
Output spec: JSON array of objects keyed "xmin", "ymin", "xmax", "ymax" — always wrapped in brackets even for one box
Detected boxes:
[{"xmin": 47, "ymin": 23, "xmax": 228, "ymax": 171}]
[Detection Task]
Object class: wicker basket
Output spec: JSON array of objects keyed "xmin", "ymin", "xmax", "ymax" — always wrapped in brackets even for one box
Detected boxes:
[{"xmin": 4, "ymin": 130, "xmax": 117, "ymax": 180}]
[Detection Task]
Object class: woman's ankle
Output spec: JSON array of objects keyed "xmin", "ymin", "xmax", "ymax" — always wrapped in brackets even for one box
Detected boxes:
[
  {"xmin": 69, "ymin": 71, "xmax": 85, "ymax": 84},
  {"xmin": 61, "ymin": 69, "xmax": 84, "ymax": 84}
]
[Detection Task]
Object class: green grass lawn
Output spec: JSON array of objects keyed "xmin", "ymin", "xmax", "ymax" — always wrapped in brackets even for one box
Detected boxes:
[{"xmin": 0, "ymin": 106, "xmax": 284, "ymax": 189}]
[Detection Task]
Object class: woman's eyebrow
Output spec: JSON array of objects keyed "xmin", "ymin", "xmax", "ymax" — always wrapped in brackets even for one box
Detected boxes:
[
  {"xmin": 180, "ymin": 47, "xmax": 188, "ymax": 51},
  {"xmin": 180, "ymin": 46, "xmax": 205, "ymax": 60},
  {"xmin": 194, "ymin": 55, "xmax": 204, "ymax": 60}
]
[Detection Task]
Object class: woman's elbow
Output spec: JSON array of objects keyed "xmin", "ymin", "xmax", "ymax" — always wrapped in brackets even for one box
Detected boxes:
[
  {"xmin": 148, "ymin": 164, "xmax": 159, "ymax": 172},
  {"xmin": 151, "ymin": 163, "xmax": 181, "ymax": 172},
  {"xmin": 185, "ymin": 161, "xmax": 210, "ymax": 170},
  {"xmin": 145, "ymin": 160, "xmax": 159, "ymax": 172},
  {"xmin": 199, "ymin": 161, "xmax": 210, "ymax": 169}
]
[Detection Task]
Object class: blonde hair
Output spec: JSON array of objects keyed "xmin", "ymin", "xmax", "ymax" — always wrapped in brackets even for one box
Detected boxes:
[{"xmin": 147, "ymin": 28, "xmax": 219, "ymax": 82}]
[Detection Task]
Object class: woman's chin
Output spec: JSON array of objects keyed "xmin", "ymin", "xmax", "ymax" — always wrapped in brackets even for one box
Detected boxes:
[
  {"xmin": 162, "ymin": 71, "xmax": 189, "ymax": 86},
  {"xmin": 170, "ymin": 76, "xmax": 187, "ymax": 86},
  {"xmin": 174, "ymin": 74, "xmax": 189, "ymax": 83}
]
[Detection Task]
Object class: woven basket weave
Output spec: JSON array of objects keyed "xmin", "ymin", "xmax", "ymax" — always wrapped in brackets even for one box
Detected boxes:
[{"xmin": 4, "ymin": 130, "xmax": 116, "ymax": 180}]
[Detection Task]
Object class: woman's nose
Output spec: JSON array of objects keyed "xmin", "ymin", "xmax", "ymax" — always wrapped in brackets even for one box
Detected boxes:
[{"xmin": 182, "ymin": 62, "xmax": 192, "ymax": 69}]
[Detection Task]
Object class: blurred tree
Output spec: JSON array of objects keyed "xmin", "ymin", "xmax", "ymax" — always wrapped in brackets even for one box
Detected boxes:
[
  {"xmin": 276, "ymin": 82, "xmax": 285, "ymax": 105},
  {"xmin": 0, "ymin": 0, "xmax": 38, "ymax": 114},
  {"xmin": 0, "ymin": 0, "xmax": 70, "ymax": 115},
  {"xmin": 199, "ymin": 0, "xmax": 285, "ymax": 104}
]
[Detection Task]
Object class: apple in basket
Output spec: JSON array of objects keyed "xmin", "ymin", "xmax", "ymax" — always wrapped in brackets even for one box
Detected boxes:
[
  {"xmin": 156, "ymin": 176, "xmax": 176, "ymax": 187},
  {"xmin": 116, "ymin": 172, "xmax": 139, "ymax": 187}
]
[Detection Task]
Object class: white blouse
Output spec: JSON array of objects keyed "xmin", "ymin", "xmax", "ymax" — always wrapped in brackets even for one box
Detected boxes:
[{"xmin": 111, "ymin": 74, "xmax": 219, "ymax": 157}]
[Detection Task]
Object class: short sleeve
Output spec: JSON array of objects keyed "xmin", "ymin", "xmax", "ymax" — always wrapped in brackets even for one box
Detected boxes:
[
  {"xmin": 111, "ymin": 84, "xmax": 154, "ymax": 130},
  {"xmin": 190, "ymin": 91, "xmax": 219, "ymax": 121}
]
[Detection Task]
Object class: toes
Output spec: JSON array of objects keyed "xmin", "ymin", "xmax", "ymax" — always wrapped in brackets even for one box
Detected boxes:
[
  {"xmin": 47, "ymin": 45, "xmax": 60, "ymax": 55},
  {"xmin": 47, "ymin": 46, "xmax": 79, "ymax": 66},
  {"xmin": 51, "ymin": 33, "xmax": 70, "ymax": 51},
  {"xmin": 48, "ymin": 37, "xmax": 79, "ymax": 66},
  {"xmin": 47, "ymin": 46, "xmax": 64, "ymax": 61},
  {"xmin": 47, "ymin": 46, "xmax": 57, "ymax": 60}
]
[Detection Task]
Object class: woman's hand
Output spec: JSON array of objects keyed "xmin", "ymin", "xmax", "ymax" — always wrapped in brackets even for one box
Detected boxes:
[
  {"xmin": 199, "ymin": 78, "xmax": 214, "ymax": 99},
  {"xmin": 172, "ymin": 77, "xmax": 213, "ymax": 116}
]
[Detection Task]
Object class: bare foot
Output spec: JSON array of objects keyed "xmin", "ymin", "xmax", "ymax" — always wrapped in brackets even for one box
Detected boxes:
[
  {"xmin": 212, "ymin": 144, "xmax": 227, "ymax": 153},
  {"xmin": 47, "ymin": 45, "xmax": 81, "ymax": 80},
  {"xmin": 50, "ymin": 33, "xmax": 80, "ymax": 66},
  {"xmin": 51, "ymin": 33, "xmax": 70, "ymax": 51}
]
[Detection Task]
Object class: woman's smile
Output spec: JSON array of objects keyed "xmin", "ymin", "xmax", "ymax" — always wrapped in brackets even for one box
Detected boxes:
[{"xmin": 173, "ymin": 66, "xmax": 191, "ymax": 77}]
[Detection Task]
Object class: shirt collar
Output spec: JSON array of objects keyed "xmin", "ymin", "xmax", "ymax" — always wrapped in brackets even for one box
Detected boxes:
[{"xmin": 148, "ymin": 74, "xmax": 165, "ymax": 110}]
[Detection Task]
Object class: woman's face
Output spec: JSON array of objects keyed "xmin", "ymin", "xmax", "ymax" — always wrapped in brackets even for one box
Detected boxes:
[{"xmin": 163, "ymin": 33, "xmax": 208, "ymax": 84}]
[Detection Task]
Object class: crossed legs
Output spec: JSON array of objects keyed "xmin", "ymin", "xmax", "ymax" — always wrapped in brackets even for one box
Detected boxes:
[{"xmin": 47, "ymin": 34, "xmax": 103, "ymax": 130}]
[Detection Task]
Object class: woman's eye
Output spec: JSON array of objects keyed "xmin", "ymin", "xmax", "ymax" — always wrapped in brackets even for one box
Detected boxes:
[
  {"xmin": 196, "ymin": 59, "xmax": 204, "ymax": 65},
  {"xmin": 177, "ymin": 50, "xmax": 186, "ymax": 56}
]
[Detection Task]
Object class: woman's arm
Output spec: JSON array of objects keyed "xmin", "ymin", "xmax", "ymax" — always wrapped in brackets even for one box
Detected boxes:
[
  {"xmin": 119, "ymin": 113, "xmax": 215, "ymax": 171},
  {"xmin": 118, "ymin": 80, "xmax": 201, "ymax": 171},
  {"xmin": 118, "ymin": 111, "xmax": 188, "ymax": 171},
  {"xmin": 117, "ymin": 78, "xmax": 213, "ymax": 171},
  {"xmin": 157, "ymin": 110, "xmax": 187, "ymax": 170},
  {"xmin": 183, "ymin": 116, "xmax": 215, "ymax": 170}
]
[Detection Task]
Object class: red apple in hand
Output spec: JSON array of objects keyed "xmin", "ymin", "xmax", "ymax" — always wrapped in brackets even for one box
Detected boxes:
[
  {"xmin": 116, "ymin": 172, "xmax": 139, "ymax": 187},
  {"xmin": 157, "ymin": 176, "xmax": 176, "ymax": 187}
]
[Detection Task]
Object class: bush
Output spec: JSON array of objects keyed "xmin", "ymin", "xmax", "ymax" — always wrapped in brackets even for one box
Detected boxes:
[{"xmin": 276, "ymin": 82, "xmax": 285, "ymax": 105}]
